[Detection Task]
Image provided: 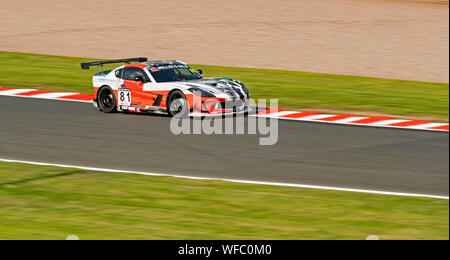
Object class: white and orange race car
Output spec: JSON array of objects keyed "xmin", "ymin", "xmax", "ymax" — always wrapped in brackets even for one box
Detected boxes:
[{"xmin": 81, "ymin": 58, "xmax": 251, "ymax": 116}]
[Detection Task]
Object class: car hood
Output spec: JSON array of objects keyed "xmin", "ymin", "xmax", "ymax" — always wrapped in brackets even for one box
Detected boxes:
[{"xmin": 170, "ymin": 78, "xmax": 250, "ymax": 100}]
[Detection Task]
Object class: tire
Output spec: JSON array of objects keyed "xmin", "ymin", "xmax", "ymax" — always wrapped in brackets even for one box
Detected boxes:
[
  {"xmin": 167, "ymin": 90, "xmax": 189, "ymax": 117},
  {"xmin": 97, "ymin": 86, "xmax": 117, "ymax": 113}
]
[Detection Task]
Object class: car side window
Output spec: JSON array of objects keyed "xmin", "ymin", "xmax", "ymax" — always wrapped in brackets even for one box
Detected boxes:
[
  {"xmin": 135, "ymin": 68, "xmax": 150, "ymax": 82},
  {"xmin": 115, "ymin": 68, "xmax": 124, "ymax": 78},
  {"xmin": 122, "ymin": 67, "xmax": 150, "ymax": 82}
]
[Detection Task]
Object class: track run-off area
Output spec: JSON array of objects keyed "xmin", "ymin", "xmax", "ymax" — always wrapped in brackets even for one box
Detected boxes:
[{"xmin": 0, "ymin": 94, "xmax": 448, "ymax": 199}]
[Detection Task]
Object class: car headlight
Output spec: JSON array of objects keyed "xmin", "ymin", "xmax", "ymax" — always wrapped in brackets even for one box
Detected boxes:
[{"xmin": 188, "ymin": 87, "xmax": 216, "ymax": 98}]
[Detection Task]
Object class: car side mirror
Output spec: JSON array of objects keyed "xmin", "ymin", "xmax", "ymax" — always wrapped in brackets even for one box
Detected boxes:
[
  {"xmin": 197, "ymin": 69, "xmax": 203, "ymax": 75},
  {"xmin": 134, "ymin": 75, "xmax": 144, "ymax": 83}
]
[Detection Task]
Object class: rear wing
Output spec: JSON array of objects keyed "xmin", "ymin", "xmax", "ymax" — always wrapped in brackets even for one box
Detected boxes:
[{"xmin": 80, "ymin": 57, "xmax": 148, "ymax": 74}]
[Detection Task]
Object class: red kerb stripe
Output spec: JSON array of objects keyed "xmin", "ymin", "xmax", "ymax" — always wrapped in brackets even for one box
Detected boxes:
[
  {"xmin": 430, "ymin": 125, "xmax": 449, "ymax": 131},
  {"xmin": 16, "ymin": 90, "xmax": 54, "ymax": 96},
  {"xmin": 281, "ymin": 111, "xmax": 321, "ymax": 118},
  {"xmin": 351, "ymin": 117, "xmax": 392, "ymax": 124},
  {"xmin": 389, "ymin": 120, "xmax": 432, "ymax": 127},
  {"xmin": 317, "ymin": 115, "xmax": 356, "ymax": 121}
]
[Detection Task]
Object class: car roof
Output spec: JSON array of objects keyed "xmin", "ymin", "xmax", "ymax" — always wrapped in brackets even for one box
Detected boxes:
[
  {"xmin": 121, "ymin": 60, "xmax": 188, "ymax": 70},
  {"xmin": 142, "ymin": 60, "xmax": 187, "ymax": 66}
]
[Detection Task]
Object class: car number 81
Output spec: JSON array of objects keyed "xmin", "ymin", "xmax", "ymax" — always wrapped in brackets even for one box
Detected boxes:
[{"xmin": 118, "ymin": 88, "xmax": 131, "ymax": 106}]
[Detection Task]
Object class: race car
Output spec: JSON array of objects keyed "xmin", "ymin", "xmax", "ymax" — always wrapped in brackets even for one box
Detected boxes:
[{"xmin": 80, "ymin": 58, "xmax": 251, "ymax": 117}]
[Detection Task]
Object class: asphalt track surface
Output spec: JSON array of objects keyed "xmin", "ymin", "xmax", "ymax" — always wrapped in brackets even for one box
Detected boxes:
[{"xmin": 0, "ymin": 96, "xmax": 448, "ymax": 196}]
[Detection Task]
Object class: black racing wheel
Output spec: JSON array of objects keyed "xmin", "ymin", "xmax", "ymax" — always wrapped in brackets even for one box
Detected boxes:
[
  {"xmin": 167, "ymin": 90, "xmax": 189, "ymax": 117},
  {"xmin": 97, "ymin": 86, "xmax": 117, "ymax": 113}
]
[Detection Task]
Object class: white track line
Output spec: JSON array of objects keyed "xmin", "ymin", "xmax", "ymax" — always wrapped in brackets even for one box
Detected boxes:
[{"xmin": 0, "ymin": 158, "xmax": 447, "ymax": 200}]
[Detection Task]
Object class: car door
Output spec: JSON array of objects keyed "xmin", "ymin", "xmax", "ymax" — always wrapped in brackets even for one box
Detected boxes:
[{"xmin": 119, "ymin": 67, "xmax": 155, "ymax": 108}]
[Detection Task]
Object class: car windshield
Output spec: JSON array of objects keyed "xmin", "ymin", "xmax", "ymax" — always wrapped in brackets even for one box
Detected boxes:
[{"xmin": 147, "ymin": 64, "xmax": 203, "ymax": 82}]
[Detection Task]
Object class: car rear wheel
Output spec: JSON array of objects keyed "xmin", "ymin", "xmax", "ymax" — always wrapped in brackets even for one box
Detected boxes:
[
  {"xmin": 167, "ymin": 90, "xmax": 189, "ymax": 117},
  {"xmin": 97, "ymin": 86, "xmax": 116, "ymax": 113}
]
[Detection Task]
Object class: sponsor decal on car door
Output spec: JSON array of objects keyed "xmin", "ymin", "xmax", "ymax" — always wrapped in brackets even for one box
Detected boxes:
[{"xmin": 118, "ymin": 87, "xmax": 131, "ymax": 106}]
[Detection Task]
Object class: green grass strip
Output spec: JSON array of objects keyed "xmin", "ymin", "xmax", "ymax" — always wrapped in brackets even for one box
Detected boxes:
[{"xmin": 0, "ymin": 161, "xmax": 447, "ymax": 240}]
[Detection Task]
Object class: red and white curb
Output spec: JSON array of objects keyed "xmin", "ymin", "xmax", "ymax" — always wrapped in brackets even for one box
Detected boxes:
[
  {"xmin": 0, "ymin": 87, "xmax": 93, "ymax": 103},
  {"xmin": 254, "ymin": 109, "xmax": 448, "ymax": 132},
  {"xmin": 1, "ymin": 87, "xmax": 448, "ymax": 132}
]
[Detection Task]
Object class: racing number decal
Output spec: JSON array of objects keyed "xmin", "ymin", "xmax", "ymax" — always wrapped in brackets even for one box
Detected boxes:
[{"xmin": 118, "ymin": 88, "xmax": 131, "ymax": 106}]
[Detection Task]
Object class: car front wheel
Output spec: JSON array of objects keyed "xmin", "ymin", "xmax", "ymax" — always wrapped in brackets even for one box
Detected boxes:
[{"xmin": 167, "ymin": 90, "xmax": 189, "ymax": 117}]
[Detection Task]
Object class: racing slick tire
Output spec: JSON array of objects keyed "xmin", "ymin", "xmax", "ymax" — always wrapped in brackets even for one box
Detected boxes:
[
  {"xmin": 167, "ymin": 90, "xmax": 189, "ymax": 117},
  {"xmin": 97, "ymin": 86, "xmax": 117, "ymax": 113}
]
